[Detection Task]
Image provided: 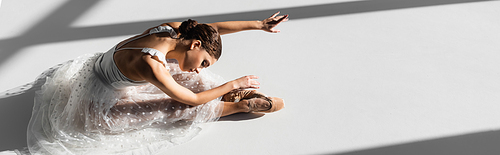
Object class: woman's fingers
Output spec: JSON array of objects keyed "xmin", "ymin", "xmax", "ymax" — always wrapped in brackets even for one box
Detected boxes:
[
  {"xmin": 235, "ymin": 75, "xmax": 260, "ymax": 89},
  {"xmin": 271, "ymin": 11, "xmax": 280, "ymax": 18},
  {"xmin": 270, "ymin": 15, "xmax": 289, "ymax": 32},
  {"xmin": 246, "ymin": 75, "xmax": 259, "ymax": 80},
  {"xmin": 263, "ymin": 12, "xmax": 289, "ymax": 33},
  {"xmin": 246, "ymin": 75, "xmax": 260, "ymax": 88},
  {"xmin": 250, "ymin": 79, "xmax": 260, "ymax": 87},
  {"xmin": 272, "ymin": 15, "xmax": 288, "ymax": 25},
  {"xmin": 277, "ymin": 14, "xmax": 289, "ymax": 22}
]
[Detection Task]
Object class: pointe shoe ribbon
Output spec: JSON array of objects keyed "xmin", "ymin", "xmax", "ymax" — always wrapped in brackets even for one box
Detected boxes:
[{"xmin": 222, "ymin": 90, "xmax": 260, "ymax": 102}]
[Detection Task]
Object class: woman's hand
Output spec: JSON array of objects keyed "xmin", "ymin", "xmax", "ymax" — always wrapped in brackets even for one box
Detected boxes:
[
  {"xmin": 261, "ymin": 12, "xmax": 289, "ymax": 33},
  {"xmin": 231, "ymin": 75, "xmax": 260, "ymax": 89}
]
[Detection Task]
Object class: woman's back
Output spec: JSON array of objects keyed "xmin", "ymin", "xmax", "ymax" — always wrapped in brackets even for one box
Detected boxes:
[{"xmin": 113, "ymin": 26, "xmax": 179, "ymax": 82}]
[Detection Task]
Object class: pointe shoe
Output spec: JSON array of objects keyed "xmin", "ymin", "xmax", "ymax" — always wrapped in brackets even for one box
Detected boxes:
[
  {"xmin": 247, "ymin": 97, "xmax": 285, "ymax": 113},
  {"xmin": 223, "ymin": 90, "xmax": 266, "ymax": 102}
]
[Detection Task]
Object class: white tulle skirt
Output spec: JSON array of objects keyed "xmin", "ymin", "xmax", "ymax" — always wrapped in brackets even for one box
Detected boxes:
[{"xmin": 24, "ymin": 53, "xmax": 225, "ymax": 154}]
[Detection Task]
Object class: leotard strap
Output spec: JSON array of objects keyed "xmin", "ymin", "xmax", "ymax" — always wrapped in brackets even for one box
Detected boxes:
[
  {"xmin": 116, "ymin": 25, "xmax": 177, "ymax": 50},
  {"xmin": 148, "ymin": 25, "xmax": 177, "ymax": 37},
  {"xmin": 115, "ymin": 25, "xmax": 178, "ymax": 66}
]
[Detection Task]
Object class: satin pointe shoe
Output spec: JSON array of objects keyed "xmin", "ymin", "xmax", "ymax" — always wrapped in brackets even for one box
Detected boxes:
[
  {"xmin": 246, "ymin": 97, "xmax": 285, "ymax": 113},
  {"xmin": 222, "ymin": 90, "xmax": 265, "ymax": 102}
]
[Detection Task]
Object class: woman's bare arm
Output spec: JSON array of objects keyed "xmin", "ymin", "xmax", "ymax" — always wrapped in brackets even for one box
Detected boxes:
[
  {"xmin": 208, "ymin": 21, "xmax": 263, "ymax": 35},
  {"xmin": 150, "ymin": 12, "xmax": 288, "ymax": 36},
  {"xmin": 138, "ymin": 55, "xmax": 260, "ymax": 106},
  {"xmin": 208, "ymin": 12, "xmax": 289, "ymax": 35}
]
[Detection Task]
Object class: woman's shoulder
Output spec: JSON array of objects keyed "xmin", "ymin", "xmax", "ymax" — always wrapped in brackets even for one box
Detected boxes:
[
  {"xmin": 162, "ymin": 22, "xmax": 182, "ymax": 29},
  {"xmin": 141, "ymin": 23, "xmax": 180, "ymax": 39},
  {"xmin": 139, "ymin": 22, "xmax": 180, "ymax": 36},
  {"xmin": 162, "ymin": 22, "xmax": 181, "ymax": 36}
]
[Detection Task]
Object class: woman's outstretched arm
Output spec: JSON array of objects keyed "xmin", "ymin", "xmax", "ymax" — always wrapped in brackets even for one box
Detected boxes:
[
  {"xmin": 154, "ymin": 12, "xmax": 288, "ymax": 36},
  {"xmin": 208, "ymin": 12, "xmax": 289, "ymax": 35},
  {"xmin": 138, "ymin": 55, "xmax": 260, "ymax": 106}
]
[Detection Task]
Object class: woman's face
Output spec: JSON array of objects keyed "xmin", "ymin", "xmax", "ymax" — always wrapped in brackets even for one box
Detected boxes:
[{"xmin": 180, "ymin": 48, "xmax": 217, "ymax": 73}]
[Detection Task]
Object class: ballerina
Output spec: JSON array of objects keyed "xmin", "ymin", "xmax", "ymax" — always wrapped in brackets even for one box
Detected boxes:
[{"xmin": 23, "ymin": 12, "xmax": 288, "ymax": 154}]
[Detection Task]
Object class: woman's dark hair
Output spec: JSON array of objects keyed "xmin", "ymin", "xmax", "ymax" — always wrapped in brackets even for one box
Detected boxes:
[{"xmin": 179, "ymin": 19, "xmax": 222, "ymax": 60}]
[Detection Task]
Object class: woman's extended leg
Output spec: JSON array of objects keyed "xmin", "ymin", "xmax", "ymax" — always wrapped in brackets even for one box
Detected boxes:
[{"xmin": 102, "ymin": 95, "xmax": 279, "ymax": 131}]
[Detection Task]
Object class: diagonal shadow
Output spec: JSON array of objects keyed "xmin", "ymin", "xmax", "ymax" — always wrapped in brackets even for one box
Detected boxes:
[
  {"xmin": 0, "ymin": 0, "xmax": 495, "ymax": 68},
  {"xmin": 0, "ymin": 0, "xmax": 100, "ymax": 69},
  {"xmin": 0, "ymin": 0, "xmax": 496, "ymax": 152},
  {"xmin": 331, "ymin": 130, "xmax": 500, "ymax": 155}
]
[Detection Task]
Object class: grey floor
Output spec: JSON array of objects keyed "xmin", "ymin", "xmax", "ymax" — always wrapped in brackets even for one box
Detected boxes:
[{"xmin": 1, "ymin": 0, "xmax": 500, "ymax": 154}]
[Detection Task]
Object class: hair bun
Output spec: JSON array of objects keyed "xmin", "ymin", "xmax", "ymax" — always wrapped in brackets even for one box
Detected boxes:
[
  {"xmin": 177, "ymin": 19, "xmax": 222, "ymax": 60},
  {"xmin": 179, "ymin": 19, "xmax": 198, "ymax": 34}
]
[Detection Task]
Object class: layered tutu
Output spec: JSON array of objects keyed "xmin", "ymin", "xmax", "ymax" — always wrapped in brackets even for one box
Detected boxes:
[{"xmin": 18, "ymin": 52, "xmax": 225, "ymax": 154}]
